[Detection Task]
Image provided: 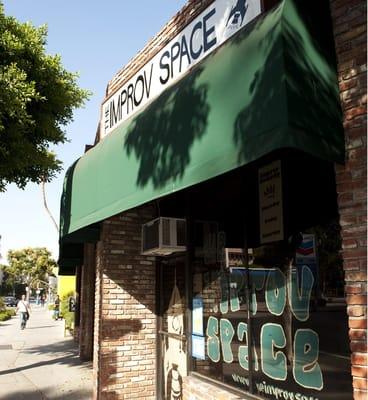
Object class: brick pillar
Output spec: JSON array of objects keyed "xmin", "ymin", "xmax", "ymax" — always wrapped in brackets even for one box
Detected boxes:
[
  {"xmin": 73, "ymin": 265, "xmax": 81, "ymax": 343},
  {"xmin": 93, "ymin": 240, "xmax": 103, "ymax": 400},
  {"xmin": 79, "ymin": 243, "xmax": 96, "ymax": 361},
  {"xmin": 93, "ymin": 205, "xmax": 157, "ymax": 399},
  {"xmin": 329, "ymin": 1, "xmax": 367, "ymax": 399}
]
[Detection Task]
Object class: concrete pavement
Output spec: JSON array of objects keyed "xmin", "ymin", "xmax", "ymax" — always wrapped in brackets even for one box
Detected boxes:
[{"xmin": 0, "ymin": 305, "xmax": 93, "ymax": 399}]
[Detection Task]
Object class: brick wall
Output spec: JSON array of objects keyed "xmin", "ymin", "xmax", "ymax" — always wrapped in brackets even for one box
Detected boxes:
[
  {"xmin": 93, "ymin": 205, "xmax": 157, "ymax": 399},
  {"xmin": 79, "ymin": 243, "xmax": 96, "ymax": 361},
  {"xmin": 329, "ymin": 1, "xmax": 367, "ymax": 399},
  {"xmin": 93, "ymin": 240, "xmax": 103, "ymax": 399}
]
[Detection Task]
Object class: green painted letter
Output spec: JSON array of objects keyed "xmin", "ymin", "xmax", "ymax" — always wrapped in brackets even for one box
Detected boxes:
[
  {"xmin": 207, "ymin": 316, "xmax": 220, "ymax": 362},
  {"xmin": 293, "ymin": 329, "xmax": 323, "ymax": 390},
  {"xmin": 220, "ymin": 319, "xmax": 235, "ymax": 363},
  {"xmin": 238, "ymin": 322, "xmax": 259, "ymax": 371},
  {"xmin": 220, "ymin": 273, "xmax": 229, "ymax": 314},
  {"xmin": 265, "ymin": 268, "xmax": 286, "ymax": 316},
  {"xmin": 289, "ymin": 266, "xmax": 314, "ymax": 321},
  {"xmin": 261, "ymin": 323, "xmax": 287, "ymax": 381},
  {"xmin": 249, "ymin": 269, "xmax": 266, "ymax": 315}
]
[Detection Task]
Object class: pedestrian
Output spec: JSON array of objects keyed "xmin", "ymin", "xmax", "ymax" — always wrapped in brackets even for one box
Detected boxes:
[
  {"xmin": 16, "ymin": 294, "xmax": 31, "ymax": 330},
  {"xmin": 40, "ymin": 295, "xmax": 45, "ymax": 307},
  {"xmin": 54, "ymin": 295, "xmax": 61, "ymax": 320}
]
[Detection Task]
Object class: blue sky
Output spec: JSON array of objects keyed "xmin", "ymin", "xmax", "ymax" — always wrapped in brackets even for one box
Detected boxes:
[{"xmin": 0, "ymin": 0, "xmax": 187, "ymax": 263}]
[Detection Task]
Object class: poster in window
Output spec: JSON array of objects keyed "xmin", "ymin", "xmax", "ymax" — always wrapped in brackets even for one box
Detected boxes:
[
  {"xmin": 192, "ymin": 334, "xmax": 205, "ymax": 360},
  {"xmin": 259, "ymin": 160, "xmax": 284, "ymax": 244},
  {"xmin": 192, "ymin": 296, "xmax": 204, "ymax": 336}
]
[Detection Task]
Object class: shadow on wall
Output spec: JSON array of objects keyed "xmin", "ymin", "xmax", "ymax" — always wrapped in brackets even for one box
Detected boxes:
[
  {"xmin": 124, "ymin": 66, "xmax": 209, "ymax": 189},
  {"xmin": 99, "ymin": 318, "xmax": 144, "ymax": 399},
  {"xmin": 233, "ymin": 0, "xmax": 342, "ymax": 163}
]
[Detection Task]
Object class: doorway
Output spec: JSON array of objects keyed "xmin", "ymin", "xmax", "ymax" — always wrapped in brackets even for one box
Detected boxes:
[{"xmin": 158, "ymin": 255, "xmax": 187, "ymax": 400}]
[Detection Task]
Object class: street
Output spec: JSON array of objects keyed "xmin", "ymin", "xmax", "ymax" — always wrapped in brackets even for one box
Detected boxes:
[{"xmin": 0, "ymin": 305, "xmax": 92, "ymax": 399}]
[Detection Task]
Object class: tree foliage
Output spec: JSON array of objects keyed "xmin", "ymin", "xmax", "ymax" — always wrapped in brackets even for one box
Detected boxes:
[
  {"xmin": 0, "ymin": 3, "xmax": 90, "ymax": 191},
  {"xmin": 4, "ymin": 247, "xmax": 56, "ymax": 290}
]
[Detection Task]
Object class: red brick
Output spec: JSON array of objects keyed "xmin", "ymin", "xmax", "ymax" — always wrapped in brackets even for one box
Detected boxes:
[
  {"xmin": 349, "ymin": 319, "xmax": 368, "ymax": 329},
  {"xmin": 346, "ymin": 284, "xmax": 364, "ymax": 294},
  {"xmin": 353, "ymin": 376, "xmax": 367, "ymax": 389},
  {"xmin": 352, "ymin": 366, "xmax": 368, "ymax": 379},
  {"xmin": 346, "ymin": 295, "xmax": 368, "ymax": 305},
  {"xmin": 348, "ymin": 306, "xmax": 367, "ymax": 317},
  {"xmin": 353, "ymin": 389, "xmax": 368, "ymax": 400},
  {"xmin": 351, "ymin": 340, "xmax": 368, "ymax": 353},
  {"xmin": 345, "ymin": 271, "xmax": 367, "ymax": 282},
  {"xmin": 352, "ymin": 352, "xmax": 368, "ymax": 366}
]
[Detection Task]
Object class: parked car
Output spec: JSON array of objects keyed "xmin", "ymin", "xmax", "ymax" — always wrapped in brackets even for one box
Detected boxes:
[{"xmin": 3, "ymin": 296, "xmax": 17, "ymax": 307}]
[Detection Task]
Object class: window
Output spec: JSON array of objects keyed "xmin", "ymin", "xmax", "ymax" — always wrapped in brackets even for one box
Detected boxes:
[{"xmin": 191, "ymin": 221, "xmax": 353, "ymax": 399}]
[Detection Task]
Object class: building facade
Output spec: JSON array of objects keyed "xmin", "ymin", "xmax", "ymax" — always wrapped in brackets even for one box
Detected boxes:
[{"xmin": 58, "ymin": 1, "xmax": 367, "ymax": 399}]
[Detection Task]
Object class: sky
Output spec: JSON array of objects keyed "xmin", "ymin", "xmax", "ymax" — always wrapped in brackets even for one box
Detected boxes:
[{"xmin": 0, "ymin": 0, "xmax": 187, "ymax": 263}]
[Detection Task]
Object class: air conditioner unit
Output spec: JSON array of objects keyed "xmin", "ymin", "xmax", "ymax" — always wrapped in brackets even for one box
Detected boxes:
[{"xmin": 141, "ymin": 217, "xmax": 186, "ymax": 256}]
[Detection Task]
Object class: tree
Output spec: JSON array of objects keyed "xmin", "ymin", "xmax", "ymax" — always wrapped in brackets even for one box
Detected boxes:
[
  {"xmin": 0, "ymin": 3, "xmax": 90, "ymax": 191},
  {"xmin": 4, "ymin": 247, "xmax": 56, "ymax": 298}
]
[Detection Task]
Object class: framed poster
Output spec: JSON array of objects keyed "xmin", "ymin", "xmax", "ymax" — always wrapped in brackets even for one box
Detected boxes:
[{"xmin": 259, "ymin": 160, "xmax": 284, "ymax": 244}]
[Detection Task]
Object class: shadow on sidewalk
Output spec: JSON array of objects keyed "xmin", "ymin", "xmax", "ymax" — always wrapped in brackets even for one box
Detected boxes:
[
  {"xmin": 23, "ymin": 339, "xmax": 80, "ymax": 358},
  {"xmin": 0, "ymin": 354, "xmax": 89, "ymax": 376},
  {"xmin": 25, "ymin": 325, "xmax": 56, "ymax": 330},
  {"xmin": 2, "ymin": 387, "xmax": 92, "ymax": 400},
  {"xmin": 0, "ymin": 340, "xmax": 92, "ymax": 376}
]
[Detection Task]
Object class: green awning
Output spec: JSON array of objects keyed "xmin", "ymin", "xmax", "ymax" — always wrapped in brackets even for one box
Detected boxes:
[{"xmin": 59, "ymin": 0, "xmax": 344, "ymax": 269}]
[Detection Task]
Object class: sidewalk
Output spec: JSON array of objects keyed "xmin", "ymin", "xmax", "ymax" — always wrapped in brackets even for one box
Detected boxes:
[{"xmin": 0, "ymin": 305, "xmax": 93, "ymax": 399}]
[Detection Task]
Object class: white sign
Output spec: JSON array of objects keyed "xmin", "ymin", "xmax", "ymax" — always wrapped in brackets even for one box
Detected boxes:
[
  {"xmin": 102, "ymin": 0, "xmax": 261, "ymax": 137},
  {"xmin": 192, "ymin": 296, "xmax": 204, "ymax": 336},
  {"xmin": 192, "ymin": 335, "xmax": 206, "ymax": 360},
  {"xmin": 259, "ymin": 160, "xmax": 284, "ymax": 244}
]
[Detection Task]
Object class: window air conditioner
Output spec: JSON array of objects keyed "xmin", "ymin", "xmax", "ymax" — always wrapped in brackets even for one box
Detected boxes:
[{"xmin": 141, "ymin": 217, "xmax": 186, "ymax": 256}]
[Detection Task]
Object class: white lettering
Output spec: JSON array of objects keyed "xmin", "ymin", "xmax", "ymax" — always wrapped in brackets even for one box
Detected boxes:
[{"xmin": 101, "ymin": 0, "xmax": 261, "ymax": 137}]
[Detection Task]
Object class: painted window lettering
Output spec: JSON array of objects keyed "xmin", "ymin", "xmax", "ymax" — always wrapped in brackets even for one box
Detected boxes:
[
  {"xmin": 237, "ymin": 322, "xmax": 259, "ymax": 371},
  {"xmin": 293, "ymin": 329, "xmax": 323, "ymax": 390},
  {"xmin": 220, "ymin": 319, "xmax": 235, "ymax": 363},
  {"xmin": 205, "ymin": 266, "xmax": 323, "ymax": 391},
  {"xmin": 288, "ymin": 266, "xmax": 314, "ymax": 322},
  {"xmin": 207, "ymin": 316, "xmax": 220, "ymax": 363},
  {"xmin": 261, "ymin": 323, "xmax": 287, "ymax": 381}
]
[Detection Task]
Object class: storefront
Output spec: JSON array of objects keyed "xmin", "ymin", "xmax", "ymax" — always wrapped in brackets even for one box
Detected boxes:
[{"xmin": 58, "ymin": 0, "xmax": 367, "ymax": 399}]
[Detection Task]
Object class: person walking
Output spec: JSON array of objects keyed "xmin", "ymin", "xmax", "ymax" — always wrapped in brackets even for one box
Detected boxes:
[
  {"xmin": 53, "ymin": 295, "xmax": 61, "ymax": 320},
  {"xmin": 16, "ymin": 294, "xmax": 31, "ymax": 330}
]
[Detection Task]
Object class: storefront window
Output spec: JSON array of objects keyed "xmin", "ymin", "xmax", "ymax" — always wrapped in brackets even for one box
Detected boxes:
[{"xmin": 191, "ymin": 221, "xmax": 353, "ymax": 399}]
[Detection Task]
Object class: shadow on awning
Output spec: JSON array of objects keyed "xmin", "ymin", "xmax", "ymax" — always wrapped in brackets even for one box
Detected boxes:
[{"xmin": 58, "ymin": 0, "xmax": 344, "ymax": 273}]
